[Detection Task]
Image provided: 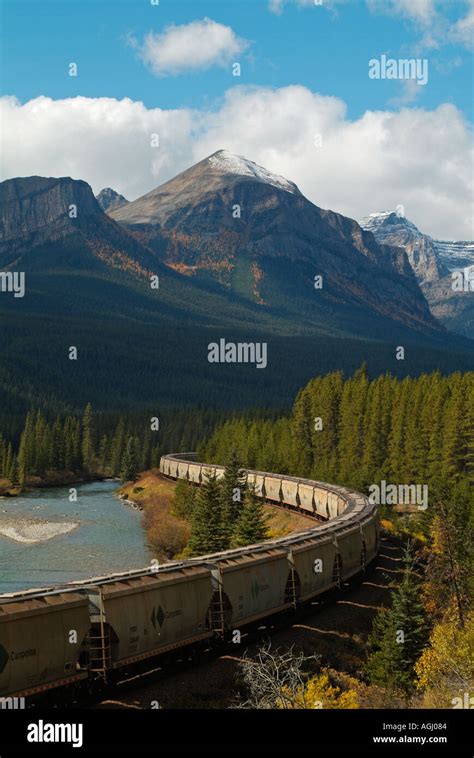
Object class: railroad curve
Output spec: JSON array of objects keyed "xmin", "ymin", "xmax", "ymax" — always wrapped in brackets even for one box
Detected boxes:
[{"xmin": 0, "ymin": 455, "xmax": 379, "ymax": 700}]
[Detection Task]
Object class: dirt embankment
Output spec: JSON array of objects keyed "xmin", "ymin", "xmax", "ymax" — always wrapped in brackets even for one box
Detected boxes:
[{"xmin": 117, "ymin": 470, "xmax": 315, "ymax": 562}]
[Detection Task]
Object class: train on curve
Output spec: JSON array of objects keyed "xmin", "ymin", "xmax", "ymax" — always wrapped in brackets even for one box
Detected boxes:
[{"xmin": 0, "ymin": 454, "xmax": 379, "ymax": 701}]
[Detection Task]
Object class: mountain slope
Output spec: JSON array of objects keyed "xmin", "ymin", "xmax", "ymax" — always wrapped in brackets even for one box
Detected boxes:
[
  {"xmin": 361, "ymin": 211, "xmax": 474, "ymax": 339},
  {"xmin": 0, "ymin": 176, "xmax": 158, "ymax": 276},
  {"xmin": 111, "ymin": 149, "xmax": 440, "ymax": 338},
  {"xmin": 1, "ymin": 169, "xmax": 472, "ymax": 416}
]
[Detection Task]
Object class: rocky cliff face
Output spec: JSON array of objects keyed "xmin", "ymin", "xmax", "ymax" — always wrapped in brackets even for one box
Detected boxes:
[
  {"xmin": 96, "ymin": 187, "xmax": 129, "ymax": 213},
  {"xmin": 0, "ymin": 177, "xmax": 100, "ymax": 246},
  {"xmin": 111, "ymin": 150, "xmax": 439, "ymax": 334},
  {"xmin": 360, "ymin": 211, "xmax": 449, "ymax": 285},
  {"xmin": 361, "ymin": 211, "xmax": 473, "ymax": 339},
  {"xmin": 0, "ymin": 176, "xmax": 159, "ymax": 275}
]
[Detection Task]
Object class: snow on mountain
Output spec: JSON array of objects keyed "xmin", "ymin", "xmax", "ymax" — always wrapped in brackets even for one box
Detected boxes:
[
  {"xmin": 360, "ymin": 211, "xmax": 448, "ymax": 284},
  {"xmin": 361, "ymin": 211, "xmax": 474, "ymax": 277},
  {"xmin": 208, "ymin": 150, "xmax": 299, "ymax": 195},
  {"xmin": 361, "ymin": 210, "xmax": 474, "ymax": 339},
  {"xmin": 432, "ymin": 240, "xmax": 474, "ymax": 272}
]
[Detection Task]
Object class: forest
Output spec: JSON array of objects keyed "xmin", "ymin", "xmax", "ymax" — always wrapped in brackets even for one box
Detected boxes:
[
  {"xmin": 1, "ymin": 366, "xmax": 472, "ymax": 707},
  {"xmin": 197, "ymin": 366, "xmax": 473, "ymax": 707}
]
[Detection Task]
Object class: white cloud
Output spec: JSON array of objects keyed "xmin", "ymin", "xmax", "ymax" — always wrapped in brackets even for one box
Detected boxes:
[
  {"xmin": 366, "ymin": 0, "xmax": 438, "ymax": 26},
  {"xmin": 450, "ymin": 0, "xmax": 474, "ymax": 49},
  {"xmin": 135, "ymin": 18, "xmax": 249, "ymax": 76},
  {"xmin": 271, "ymin": 0, "xmax": 474, "ymax": 51},
  {"xmin": 1, "ymin": 88, "xmax": 472, "ymax": 240}
]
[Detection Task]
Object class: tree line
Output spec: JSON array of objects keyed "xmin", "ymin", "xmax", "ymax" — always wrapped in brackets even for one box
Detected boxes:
[
  {"xmin": 200, "ymin": 366, "xmax": 473, "ymax": 492},
  {"xmin": 0, "ymin": 404, "xmax": 161, "ymax": 488}
]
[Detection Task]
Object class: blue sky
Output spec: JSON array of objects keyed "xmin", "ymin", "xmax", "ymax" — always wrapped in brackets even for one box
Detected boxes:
[
  {"xmin": 1, "ymin": 0, "xmax": 473, "ymax": 239},
  {"xmin": 2, "ymin": 0, "xmax": 472, "ymax": 119}
]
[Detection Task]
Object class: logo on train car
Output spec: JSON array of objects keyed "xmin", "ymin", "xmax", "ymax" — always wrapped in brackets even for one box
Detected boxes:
[
  {"xmin": 151, "ymin": 605, "xmax": 182, "ymax": 629},
  {"xmin": 250, "ymin": 580, "xmax": 270, "ymax": 600},
  {"xmin": 0, "ymin": 644, "xmax": 9, "ymax": 673},
  {"xmin": 151, "ymin": 606, "xmax": 165, "ymax": 630}
]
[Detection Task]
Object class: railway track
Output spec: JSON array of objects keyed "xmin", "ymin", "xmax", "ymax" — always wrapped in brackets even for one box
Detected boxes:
[{"xmin": 0, "ymin": 455, "xmax": 379, "ymax": 704}]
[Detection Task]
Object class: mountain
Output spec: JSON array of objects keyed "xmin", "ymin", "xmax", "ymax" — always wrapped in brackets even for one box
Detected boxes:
[
  {"xmin": 360, "ymin": 211, "xmax": 450, "ymax": 285},
  {"xmin": 432, "ymin": 239, "xmax": 474, "ymax": 272},
  {"xmin": 96, "ymin": 187, "xmax": 129, "ymax": 213},
  {"xmin": 361, "ymin": 211, "xmax": 474, "ymax": 339},
  {"xmin": 111, "ymin": 150, "xmax": 439, "ymax": 337},
  {"xmin": 1, "ymin": 162, "xmax": 472, "ymax": 417},
  {"xmin": 0, "ymin": 176, "xmax": 157, "ymax": 275}
]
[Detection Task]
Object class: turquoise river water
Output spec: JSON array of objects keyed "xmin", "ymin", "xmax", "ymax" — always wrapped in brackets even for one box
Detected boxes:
[{"xmin": 0, "ymin": 480, "xmax": 152, "ymax": 593}]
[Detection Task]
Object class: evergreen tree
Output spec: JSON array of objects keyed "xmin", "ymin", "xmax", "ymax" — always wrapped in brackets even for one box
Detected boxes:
[
  {"xmin": 220, "ymin": 451, "xmax": 247, "ymax": 525},
  {"xmin": 120, "ymin": 436, "xmax": 139, "ymax": 483},
  {"xmin": 10, "ymin": 456, "xmax": 20, "ymax": 488},
  {"xmin": 18, "ymin": 411, "xmax": 34, "ymax": 487},
  {"xmin": 110, "ymin": 419, "xmax": 126, "ymax": 476},
  {"xmin": 82, "ymin": 403, "xmax": 95, "ymax": 472},
  {"xmin": 366, "ymin": 543, "xmax": 428, "ymax": 694},
  {"xmin": 189, "ymin": 471, "xmax": 226, "ymax": 555},
  {"xmin": 172, "ymin": 479, "xmax": 197, "ymax": 519},
  {"xmin": 232, "ymin": 484, "xmax": 269, "ymax": 547}
]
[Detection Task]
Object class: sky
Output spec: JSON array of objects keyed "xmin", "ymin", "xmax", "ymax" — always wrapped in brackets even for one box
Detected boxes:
[{"xmin": 1, "ymin": 0, "xmax": 473, "ymax": 239}]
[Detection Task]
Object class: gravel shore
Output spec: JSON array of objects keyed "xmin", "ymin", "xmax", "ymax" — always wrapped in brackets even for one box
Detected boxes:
[{"xmin": 0, "ymin": 515, "xmax": 78, "ymax": 544}]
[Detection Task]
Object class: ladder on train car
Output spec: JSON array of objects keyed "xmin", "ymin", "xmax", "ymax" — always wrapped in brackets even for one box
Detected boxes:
[
  {"xmin": 88, "ymin": 622, "xmax": 112, "ymax": 677},
  {"xmin": 285, "ymin": 567, "xmax": 299, "ymax": 608},
  {"xmin": 208, "ymin": 585, "xmax": 226, "ymax": 636}
]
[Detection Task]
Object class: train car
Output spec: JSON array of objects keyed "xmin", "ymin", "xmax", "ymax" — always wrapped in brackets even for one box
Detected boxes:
[
  {"xmin": 210, "ymin": 548, "xmax": 293, "ymax": 629},
  {"xmin": 281, "ymin": 479, "xmax": 299, "ymax": 507},
  {"xmin": 361, "ymin": 517, "xmax": 378, "ymax": 563},
  {"xmin": 0, "ymin": 592, "xmax": 90, "ymax": 698},
  {"xmin": 251, "ymin": 473, "xmax": 265, "ymax": 498},
  {"xmin": 313, "ymin": 487, "xmax": 330, "ymax": 519},
  {"xmin": 87, "ymin": 567, "xmax": 214, "ymax": 676},
  {"xmin": 177, "ymin": 461, "xmax": 190, "ymax": 480},
  {"xmin": 188, "ymin": 463, "xmax": 202, "ymax": 483},
  {"xmin": 288, "ymin": 536, "xmax": 338, "ymax": 601},
  {"xmin": 298, "ymin": 483, "xmax": 316, "ymax": 515},
  {"xmin": 264, "ymin": 476, "xmax": 283, "ymax": 503},
  {"xmin": 336, "ymin": 527, "xmax": 365, "ymax": 581},
  {"xmin": 168, "ymin": 459, "xmax": 179, "ymax": 478}
]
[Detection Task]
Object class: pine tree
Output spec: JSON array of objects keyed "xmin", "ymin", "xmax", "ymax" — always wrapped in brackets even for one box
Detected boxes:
[
  {"xmin": 10, "ymin": 456, "xmax": 20, "ymax": 488},
  {"xmin": 120, "ymin": 436, "xmax": 139, "ymax": 483},
  {"xmin": 18, "ymin": 411, "xmax": 34, "ymax": 487},
  {"xmin": 110, "ymin": 419, "xmax": 126, "ymax": 476},
  {"xmin": 232, "ymin": 484, "xmax": 269, "ymax": 547},
  {"xmin": 366, "ymin": 543, "xmax": 428, "ymax": 694},
  {"xmin": 172, "ymin": 479, "xmax": 197, "ymax": 519},
  {"xmin": 82, "ymin": 403, "xmax": 95, "ymax": 472},
  {"xmin": 188, "ymin": 471, "xmax": 226, "ymax": 555},
  {"xmin": 220, "ymin": 451, "xmax": 247, "ymax": 525}
]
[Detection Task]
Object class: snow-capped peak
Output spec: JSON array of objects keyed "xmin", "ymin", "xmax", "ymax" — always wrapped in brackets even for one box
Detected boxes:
[{"xmin": 208, "ymin": 150, "xmax": 299, "ymax": 195}]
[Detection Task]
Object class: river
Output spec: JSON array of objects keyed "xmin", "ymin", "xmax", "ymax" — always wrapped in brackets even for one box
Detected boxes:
[{"xmin": 0, "ymin": 480, "xmax": 152, "ymax": 594}]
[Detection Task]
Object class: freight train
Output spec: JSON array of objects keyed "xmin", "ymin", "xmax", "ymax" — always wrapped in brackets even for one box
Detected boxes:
[{"xmin": 0, "ymin": 454, "xmax": 379, "ymax": 701}]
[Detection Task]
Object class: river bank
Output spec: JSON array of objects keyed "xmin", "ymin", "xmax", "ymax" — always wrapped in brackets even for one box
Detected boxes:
[{"xmin": 0, "ymin": 471, "xmax": 111, "ymax": 497}]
